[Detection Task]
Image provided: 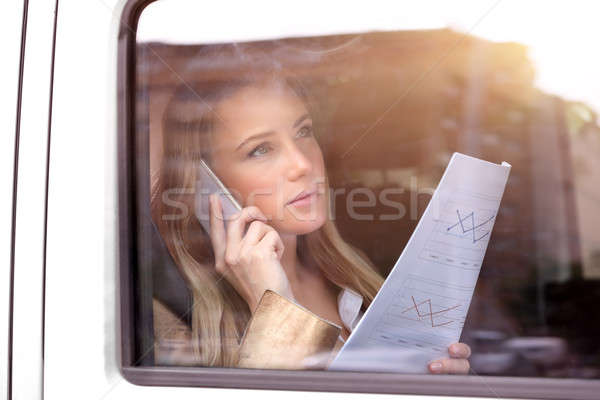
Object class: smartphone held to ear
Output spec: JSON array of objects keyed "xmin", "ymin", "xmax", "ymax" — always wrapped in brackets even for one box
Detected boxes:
[{"xmin": 195, "ymin": 159, "xmax": 242, "ymax": 235}]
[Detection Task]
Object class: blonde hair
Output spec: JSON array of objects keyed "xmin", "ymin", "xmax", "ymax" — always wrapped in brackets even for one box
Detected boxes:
[{"xmin": 151, "ymin": 73, "xmax": 384, "ymax": 367}]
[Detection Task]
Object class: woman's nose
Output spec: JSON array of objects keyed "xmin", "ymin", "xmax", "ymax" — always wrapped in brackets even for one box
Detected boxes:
[{"xmin": 285, "ymin": 143, "xmax": 312, "ymax": 181}]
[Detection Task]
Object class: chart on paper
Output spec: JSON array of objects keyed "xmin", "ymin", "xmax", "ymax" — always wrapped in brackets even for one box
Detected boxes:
[
  {"xmin": 328, "ymin": 153, "xmax": 511, "ymax": 373},
  {"xmin": 419, "ymin": 191, "xmax": 500, "ymax": 271},
  {"xmin": 369, "ymin": 274, "xmax": 472, "ymax": 354}
]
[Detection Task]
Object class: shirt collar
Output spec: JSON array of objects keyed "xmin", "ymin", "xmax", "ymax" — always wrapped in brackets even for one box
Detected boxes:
[{"xmin": 337, "ymin": 287, "xmax": 363, "ymax": 332}]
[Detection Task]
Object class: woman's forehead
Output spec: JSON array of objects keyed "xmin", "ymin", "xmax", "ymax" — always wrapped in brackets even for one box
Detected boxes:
[{"xmin": 212, "ymin": 83, "xmax": 309, "ymax": 143}]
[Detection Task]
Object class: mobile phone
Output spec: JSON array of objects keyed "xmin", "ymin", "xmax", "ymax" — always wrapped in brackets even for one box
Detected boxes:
[{"xmin": 195, "ymin": 159, "xmax": 242, "ymax": 234}]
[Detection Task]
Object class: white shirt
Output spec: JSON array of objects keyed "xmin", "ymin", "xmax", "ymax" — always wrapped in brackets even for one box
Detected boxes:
[{"xmin": 336, "ymin": 287, "xmax": 364, "ymax": 342}]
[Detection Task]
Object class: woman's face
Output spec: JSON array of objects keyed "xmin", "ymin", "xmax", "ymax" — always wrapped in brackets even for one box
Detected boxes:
[{"xmin": 208, "ymin": 82, "xmax": 328, "ymax": 235}]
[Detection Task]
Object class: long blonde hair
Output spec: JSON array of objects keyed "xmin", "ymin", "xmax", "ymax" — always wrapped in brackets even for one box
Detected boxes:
[{"xmin": 151, "ymin": 72, "xmax": 384, "ymax": 367}]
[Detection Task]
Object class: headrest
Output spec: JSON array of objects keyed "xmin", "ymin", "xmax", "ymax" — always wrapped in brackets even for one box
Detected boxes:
[{"xmin": 151, "ymin": 220, "xmax": 193, "ymax": 327}]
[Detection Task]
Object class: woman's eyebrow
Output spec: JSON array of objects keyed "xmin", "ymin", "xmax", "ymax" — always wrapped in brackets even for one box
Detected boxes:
[
  {"xmin": 235, "ymin": 131, "xmax": 274, "ymax": 151},
  {"xmin": 235, "ymin": 114, "xmax": 312, "ymax": 152},
  {"xmin": 293, "ymin": 113, "xmax": 310, "ymax": 128}
]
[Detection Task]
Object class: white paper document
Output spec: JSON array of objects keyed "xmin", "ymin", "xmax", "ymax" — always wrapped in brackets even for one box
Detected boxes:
[{"xmin": 328, "ymin": 153, "xmax": 511, "ymax": 373}]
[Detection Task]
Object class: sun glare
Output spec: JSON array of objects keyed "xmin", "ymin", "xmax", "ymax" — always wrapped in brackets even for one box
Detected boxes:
[{"xmin": 138, "ymin": 0, "xmax": 600, "ymax": 112}]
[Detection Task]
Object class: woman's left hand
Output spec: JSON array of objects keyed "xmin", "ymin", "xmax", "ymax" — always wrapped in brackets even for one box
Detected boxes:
[{"xmin": 427, "ymin": 342, "xmax": 471, "ymax": 374}]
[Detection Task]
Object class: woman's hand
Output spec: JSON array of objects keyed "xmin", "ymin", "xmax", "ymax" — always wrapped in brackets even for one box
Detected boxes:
[
  {"xmin": 209, "ymin": 194, "xmax": 294, "ymax": 313},
  {"xmin": 427, "ymin": 342, "xmax": 471, "ymax": 374}
]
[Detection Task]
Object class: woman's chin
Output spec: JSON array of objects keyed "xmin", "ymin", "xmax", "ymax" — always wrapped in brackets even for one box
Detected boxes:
[
  {"xmin": 278, "ymin": 208, "xmax": 327, "ymax": 235},
  {"xmin": 292, "ymin": 219, "xmax": 326, "ymax": 235}
]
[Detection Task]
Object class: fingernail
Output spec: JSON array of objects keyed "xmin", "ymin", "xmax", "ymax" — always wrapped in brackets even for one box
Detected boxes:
[
  {"xmin": 429, "ymin": 362, "xmax": 442, "ymax": 373},
  {"xmin": 452, "ymin": 344, "xmax": 468, "ymax": 357},
  {"xmin": 450, "ymin": 344, "xmax": 459, "ymax": 355}
]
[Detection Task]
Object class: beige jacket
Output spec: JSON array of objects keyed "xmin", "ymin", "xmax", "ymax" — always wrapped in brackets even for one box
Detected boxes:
[{"xmin": 153, "ymin": 289, "xmax": 364, "ymax": 370}]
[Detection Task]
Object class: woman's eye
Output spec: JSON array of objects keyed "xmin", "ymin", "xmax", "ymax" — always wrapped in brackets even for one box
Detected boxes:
[
  {"xmin": 297, "ymin": 125, "xmax": 313, "ymax": 138},
  {"xmin": 248, "ymin": 143, "xmax": 271, "ymax": 158}
]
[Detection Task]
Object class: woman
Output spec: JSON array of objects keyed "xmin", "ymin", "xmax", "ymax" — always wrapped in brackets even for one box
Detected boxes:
[{"xmin": 151, "ymin": 69, "xmax": 471, "ymax": 373}]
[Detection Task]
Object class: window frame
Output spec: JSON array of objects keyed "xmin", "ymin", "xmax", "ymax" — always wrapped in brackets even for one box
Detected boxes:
[{"xmin": 117, "ymin": 0, "xmax": 600, "ymax": 398}]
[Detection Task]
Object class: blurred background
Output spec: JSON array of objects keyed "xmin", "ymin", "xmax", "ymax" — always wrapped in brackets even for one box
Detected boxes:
[{"xmin": 135, "ymin": 0, "xmax": 600, "ymax": 378}]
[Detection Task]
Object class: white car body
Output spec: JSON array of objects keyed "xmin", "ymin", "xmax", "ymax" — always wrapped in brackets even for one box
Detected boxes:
[{"xmin": 7, "ymin": 1, "xmax": 597, "ymax": 399}]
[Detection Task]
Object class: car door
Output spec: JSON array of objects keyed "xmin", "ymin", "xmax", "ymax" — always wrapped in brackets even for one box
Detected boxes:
[
  {"xmin": 25, "ymin": 1, "xmax": 600, "ymax": 400},
  {"xmin": 5, "ymin": 0, "xmax": 56, "ymax": 399},
  {"xmin": 1, "ymin": 1, "xmax": 27, "ymax": 398}
]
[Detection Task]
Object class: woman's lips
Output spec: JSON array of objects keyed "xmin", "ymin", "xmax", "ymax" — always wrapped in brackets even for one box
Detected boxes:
[{"xmin": 287, "ymin": 190, "xmax": 317, "ymax": 207}]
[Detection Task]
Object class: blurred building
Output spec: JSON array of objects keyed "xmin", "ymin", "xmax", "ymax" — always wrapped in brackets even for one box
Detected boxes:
[{"xmin": 137, "ymin": 28, "xmax": 600, "ymax": 377}]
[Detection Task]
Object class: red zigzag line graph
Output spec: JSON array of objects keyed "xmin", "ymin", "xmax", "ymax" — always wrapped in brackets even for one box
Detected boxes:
[{"xmin": 401, "ymin": 296, "xmax": 461, "ymax": 327}]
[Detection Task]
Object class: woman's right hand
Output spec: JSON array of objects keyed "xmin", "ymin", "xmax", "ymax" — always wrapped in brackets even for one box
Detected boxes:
[{"xmin": 209, "ymin": 193, "xmax": 295, "ymax": 313}]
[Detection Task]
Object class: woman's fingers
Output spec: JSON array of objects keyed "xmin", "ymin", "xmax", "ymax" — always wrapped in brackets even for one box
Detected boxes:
[
  {"xmin": 448, "ymin": 342, "xmax": 471, "ymax": 359},
  {"xmin": 239, "ymin": 221, "xmax": 284, "ymax": 262},
  {"xmin": 428, "ymin": 357, "xmax": 470, "ymax": 374},
  {"xmin": 227, "ymin": 206, "xmax": 267, "ymax": 246},
  {"xmin": 256, "ymin": 229, "xmax": 285, "ymax": 260},
  {"xmin": 207, "ymin": 199, "xmax": 289, "ymax": 310},
  {"xmin": 239, "ymin": 220, "xmax": 271, "ymax": 249},
  {"xmin": 224, "ymin": 206, "xmax": 267, "ymax": 265},
  {"xmin": 427, "ymin": 342, "xmax": 471, "ymax": 374}
]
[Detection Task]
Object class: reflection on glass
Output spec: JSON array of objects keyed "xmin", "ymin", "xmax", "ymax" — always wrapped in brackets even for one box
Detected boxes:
[{"xmin": 134, "ymin": 26, "xmax": 600, "ymax": 379}]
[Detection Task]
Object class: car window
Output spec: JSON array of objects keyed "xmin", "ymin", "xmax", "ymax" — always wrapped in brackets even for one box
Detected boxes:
[{"xmin": 118, "ymin": 0, "xmax": 600, "ymax": 397}]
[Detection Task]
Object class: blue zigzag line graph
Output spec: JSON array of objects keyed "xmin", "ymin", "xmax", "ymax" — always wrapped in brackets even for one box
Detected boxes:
[{"xmin": 446, "ymin": 209, "xmax": 495, "ymax": 244}]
